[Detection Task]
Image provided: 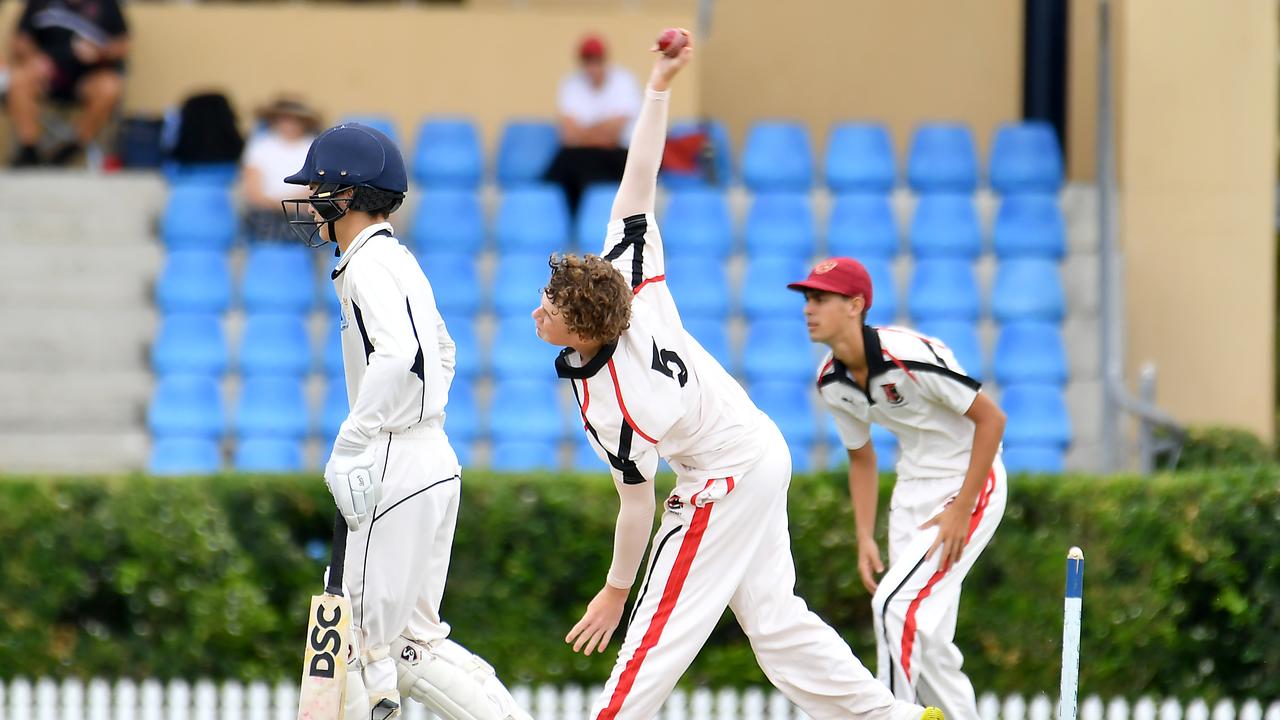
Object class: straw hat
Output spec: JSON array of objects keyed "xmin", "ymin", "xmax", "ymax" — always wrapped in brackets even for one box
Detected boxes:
[{"xmin": 257, "ymin": 95, "xmax": 321, "ymax": 132}]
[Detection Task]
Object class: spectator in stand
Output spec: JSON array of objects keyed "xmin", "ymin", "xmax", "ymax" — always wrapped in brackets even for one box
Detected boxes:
[
  {"xmin": 7, "ymin": 0, "xmax": 128, "ymax": 167},
  {"xmin": 241, "ymin": 95, "xmax": 320, "ymax": 243},
  {"xmin": 543, "ymin": 33, "xmax": 641, "ymax": 216}
]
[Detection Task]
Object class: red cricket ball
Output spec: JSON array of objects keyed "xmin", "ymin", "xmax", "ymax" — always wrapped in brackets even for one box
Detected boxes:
[{"xmin": 656, "ymin": 28, "xmax": 689, "ymax": 58}]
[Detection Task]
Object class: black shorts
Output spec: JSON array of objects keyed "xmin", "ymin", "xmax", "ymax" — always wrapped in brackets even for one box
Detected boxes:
[{"xmin": 48, "ymin": 59, "xmax": 124, "ymax": 103}]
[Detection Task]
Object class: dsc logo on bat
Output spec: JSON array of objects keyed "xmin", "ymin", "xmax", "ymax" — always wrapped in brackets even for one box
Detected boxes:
[{"xmin": 307, "ymin": 603, "xmax": 345, "ymax": 679}]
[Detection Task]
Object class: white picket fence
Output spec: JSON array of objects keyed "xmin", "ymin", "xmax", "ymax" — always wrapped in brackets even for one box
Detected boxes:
[{"xmin": 1, "ymin": 678, "xmax": 1277, "ymax": 720}]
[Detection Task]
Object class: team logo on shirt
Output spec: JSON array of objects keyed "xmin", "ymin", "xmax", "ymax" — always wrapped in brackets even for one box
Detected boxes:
[
  {"xmin": 339, "ymin": 299, "xmax": 350, "ymax": 331},
  {"xmin": 881, "ymin": 383, "xmax": 905, "ymax": 406}
]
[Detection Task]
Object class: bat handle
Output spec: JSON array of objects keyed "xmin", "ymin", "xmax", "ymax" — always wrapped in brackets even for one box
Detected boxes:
[{"xmin": 325, "ymin": 511, "xmax": 348, "ymax": 596}]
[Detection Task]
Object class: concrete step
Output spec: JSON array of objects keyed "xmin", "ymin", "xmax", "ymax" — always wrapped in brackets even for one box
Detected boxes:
[
  {"xmin": 2, "ymin": 244, "xmax": 162, "ymax": 307},
  {"xmin": 0, "ymin": 171, "xmax": 166, "ymax": 246},
  {"xmin": 1, "ymin": 306, "xmax": 156, "ymax": 372},
  {"xmin": 0, "ymin": 370, "xmax": 151, "ymax": 431},
  {"xmin": 0, "ymin": 431, "xmax": 148, "ymax": 473}
]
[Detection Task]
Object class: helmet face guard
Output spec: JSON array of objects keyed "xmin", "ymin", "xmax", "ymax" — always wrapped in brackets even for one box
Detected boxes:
[{"xmin": 281, "ymin": 183, "xmax": 352, "ymax": 248}]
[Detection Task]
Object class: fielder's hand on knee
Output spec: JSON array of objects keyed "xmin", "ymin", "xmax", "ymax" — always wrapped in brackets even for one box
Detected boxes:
[{"xmin": 325, "ymin": 444, "xmax": 381, "ymax": 531}]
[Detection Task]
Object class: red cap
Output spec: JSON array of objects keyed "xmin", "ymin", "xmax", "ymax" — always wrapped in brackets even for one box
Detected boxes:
[
  {"xmin": 787, "ymin": 257, "xmax": 873, "ymax": 309},
  {"xmin": 579, "ymin": 34, "xmax": 607, "ymax": 60}
]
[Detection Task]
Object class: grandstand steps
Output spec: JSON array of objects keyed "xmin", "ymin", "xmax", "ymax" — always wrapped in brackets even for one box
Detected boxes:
[{"xmin": 0, "ymin": 171, "xmax": 165, "ymax": 472}]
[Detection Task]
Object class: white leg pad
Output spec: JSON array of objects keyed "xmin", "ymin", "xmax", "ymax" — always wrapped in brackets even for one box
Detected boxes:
[
  {"xmin": 344, "ymin": 655, "xmax": 371, "ymax": 720},
  {"xmin": 391, "ymin": 636, "xmax": 533, "ymax": 720}
]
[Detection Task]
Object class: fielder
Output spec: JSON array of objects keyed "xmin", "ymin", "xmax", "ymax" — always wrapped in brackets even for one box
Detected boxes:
[
  {"xmin": 282, "ymin": 124, "xmax": 531, "ymax": 720},
  {"xmin": 531, "ymin": 32, "xmax": 943, "ymax": 720},
  {"xmin": 788, "ymin": 258, "xmax": 1008, "ymax": 720}
]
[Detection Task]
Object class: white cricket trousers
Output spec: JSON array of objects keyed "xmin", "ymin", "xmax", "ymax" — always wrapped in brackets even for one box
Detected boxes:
[
  {"xmin": 590, "ymin": 422, "xmax": 926, "ymax": 720},
  {"xmin": 871, "ymin": 460, "xmax": 1007, "ymax": 720},
  {"xmin": 344, "ymin": 426, "xmax": 462, "ymax": 695}
]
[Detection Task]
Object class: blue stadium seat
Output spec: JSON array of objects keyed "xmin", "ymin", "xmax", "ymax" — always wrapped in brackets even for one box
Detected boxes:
[
  {"xmin": 491, "ymin": 252, "xmax": 550, "ymax": 318},
  {"xmin": 495, "ymin": 185, "xmax": 570, "ymax": 255},
  {"xmin": 788, "ymin": 442, "xmax": 815, "ymax": 473},
  {"xmin": 445, "ymin": 382, "xmax": 478, "ymax": 444},
  {"xmin": 162, "ymin": 162, "xmax": 239, "ymax": 188},
  {"xmin": 750, "ymin": 381, "xmax": 816, "ymax": 447},
  {"xmin": 991, "ymin": 259, "xmax": 1066, "ymax": 323},
  {"xmin": 742, "ymin": 320, "xmax": 818, "ymax": 384},
  {"xmin": 740, "ymin": 256, "xmax": 808, "ymax": 320},
  {"xmin": 489, "ymin": 440, "xmax": 561, "ymax": 471},
  {"xmin": 907, "ymin": 123, "xmax": 978, "ymax": 193},
  {"xmin": 339, "ymin": 115, "xmax": 399, "ymax": 146},
  {"xmin": 993, "ymin": 322, "xmax": 1068, "ymax": 387},
  {"xmin": 496, "ymin": 120, "xmax": 559, "ymax": 188},
  {"xmin": 241, "ymin": 244, "xmax": 315, "ymax": 314},
  {"xmin": 419, "ymin": 254, "xmax": 482, "ymax": 318},
  {"xmin": 662, "ymin": 119, "xmax": 733, "ymax": 187},
  {"xmin": 156, "ymin": 251, "xmax": 231, "ymax": 314},
  {"xmin": 908, "ymin": 259, "xmax": 981, "ymax": 323},
  {"xmin": 488, "ymin": 379, "xmax": 563, "ymax": 443},
  {"xmin": 441, "ymin": 315, "xmax": 481, "ymax": 379},
  {"xmin": 319, "ymin": 379, "xmax": 348, "ymax": 442},
  {"xmin": 409, "ymin": 189, "xmax": 485, "ymax": 257},
  {"xmin": 682, "ymin": 318, "xmax": 733, "ymax": 371},
  {"xmin": 412, "ymin": 117, "xmax": 482, "ymax": 188},
  {"xmin": 910, "ymin": 193, "xmax": 982, "ymax": 259},
  {"xmin": 149, "ymin": 374, "xmax": 225, "ymax": 439},
  {"xmin": 861, "ymin": 258, "xmax": 900, "ymax": 326},
  {"xmin": 745, "ymin": 192, "xmax": 816, "ymax": 260},
  {"xmin": 825, "ymin": 122, "xmax": 896, "ymax": 193},
  {"xmin": 1001, "ymin": 383, "xmax": 1071, "ymax": 466},
  {"xmin": 742, "ymin": 121, "xmax": 813, "ymax": 192},
  {"xmin": 992, "ymin": 193, "xmax": 1066, "ymax": 260},
  {"xmin": 989, "ymin": 121, "xmax": 1063, "ymax": 194},
  {"xmin": 148, "ymin": 436, "xmax": 222, "ymax": 475},
  {"xmin": 490, "ymin": 316, "xmax": 556, "ymax": 380},
  {"xmin": 827, "ymin": 193, "xmax": 899, "ymax": 260},
  {"xmin": 915, "ymin": 320, "xmax": 985, "ymax": 381},
  {"xmin": 235, "ymin": 375, "xmax": 309, "ymax": 439},
  {"xmin": 152, "ymin": 313, "xmax": 228, "ymax": 376},
  {"xmin": 575, "ymin": 183, "xmax": 618, "ymax": 248},
  {"xmin": 573, "ymin": 435, "xmax": 604, "ymax": 472},
  {"xmin": 233, "ymin": 437, "xmax": 304, "ymax": 473},
  {"xmin": 1002, "ymin": 446, "xmax": 1065, "ymax": 474},
  {"xmin": 161, "ymin": 183, "xmax": 236, "ymax": 251},
  {"xmin": 239, "ymin": 313, "xmax": 311, "ymax": 378},
  {"xmin": 662, "ymin": 187, "xmax": 734, "ymax": 259},
  {"xmin": 665, "ymin": 262, "xmax": 730, "ymax": 319}
]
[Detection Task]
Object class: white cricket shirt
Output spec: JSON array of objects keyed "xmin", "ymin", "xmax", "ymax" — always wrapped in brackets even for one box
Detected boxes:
[
  {"xmin": 556, "ymin": 213, "xmax": 768, "ymax": 485},
  {"xmin": 331, "ymin": 222, "xmax": 457, "ymax": 452},
  {"xmin": 818, "ymin": 325, "xmax": 993, "ymax": 480}
]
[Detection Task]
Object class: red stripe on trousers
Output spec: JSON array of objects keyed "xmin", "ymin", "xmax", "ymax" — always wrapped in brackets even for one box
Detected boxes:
[
  {"xmin": 898, "ymin": 468, "xmax": 997, "ymax": 682},
  {"xmin": 596, "ymin": 496, "xmax": 715, "ymax": 720}
]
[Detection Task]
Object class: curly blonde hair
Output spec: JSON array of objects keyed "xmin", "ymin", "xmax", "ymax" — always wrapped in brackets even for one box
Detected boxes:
[{"xmin": 544, "ymin": 254, "xmax": 632, "ymax": 343}]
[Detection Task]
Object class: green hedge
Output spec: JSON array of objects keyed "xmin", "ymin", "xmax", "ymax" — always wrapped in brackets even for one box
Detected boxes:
[{"xmin": 1, "ymin": 468, "xmax": 1276, "ymax": 700}]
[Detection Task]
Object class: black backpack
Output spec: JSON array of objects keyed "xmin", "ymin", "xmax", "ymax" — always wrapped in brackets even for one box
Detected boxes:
[{"xmin": 168, "ymin": 92, "xmax": 245, "ymax": 164}]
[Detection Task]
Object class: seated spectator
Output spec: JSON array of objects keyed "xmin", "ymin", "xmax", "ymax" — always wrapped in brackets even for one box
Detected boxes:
[
  {"xmin": 543, "ymin": 33, "xmax": 640, "ymax": 215},
  {"xmin": 7, "ymin": 0, "xmax": 129, "ymax": 167},
  {"xmin": 241, "ymin": 96, "xmax": 320, "ymax": 242}
]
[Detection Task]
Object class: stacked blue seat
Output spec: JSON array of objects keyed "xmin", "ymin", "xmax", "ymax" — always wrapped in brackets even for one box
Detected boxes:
[
  {"xmin": 909, "ymin": 259, "xmax": 980, "ymax": 323},
  {"xmin": 663, "ymin": 119, "xmax": 732, "ymax": 187},
  {"xmin": 825, "ymin": 123, "xmax": 895, "ymax": 193},
  {"xmin": 161, "ymin": 183, "xmax": 236, "ymax": 252},
  {"xmin": 147, "ymin": 374, "xmax": 224, "ymax": 474},
  {"xmin": 745, "ymin": 192, "xmax": 815, "ymax": 260},
  {"xmin": 910, "ymin": 193, "xmax": 981, "ymax": 260},
  {"xmin": 743, "ymin": 121, "xmax": 812, "ymax": 192},
  {"xmin": 496, "ymin": 120, "xmax": 559, "ymax": 188},
  {"xmin": 916, "ymin": 320, "xmax": 985, "ymax": 381},
  {"xmin": 410, "ymin": 189, "xmax": 485, "ymax": 259},
  {"xmin": 152, "ymin": 314, "xmax": 228, "ymax": 377},
  {"xmin": 665, "ymin": 261, "xmax": 730, "ymax": 320},
  {"xmin": 496, "ymin": 185, "xmax": 569, "ymax": 257},
  {"xmin": 239, "ymin": 313, "xmax": 311, "ymax": 378},
  {"xmin": 420, "ymin": 254, "xmax": 482, "ymax": 319},
  {"xmin": 575, "ymin": 183, "xmax": 618, "ymax": 248},
  {"xmin": 156, "ymin": 251, "xmax": 231, "ymax": 314},
  {"xmin": 907, "ymin": 123, "xmax": 978, "ymax": 193},
  {"xmin": 828, "ymin": 192, "xmax": 898, "ymax": 260},
  {"xmin": 742, "ymin": 320, "xmax": 816, "ymax": 384},
  {"xmin": 241, "ymin": 244, "xmax": 315, "ymax": 315},
  {"xmin": 412, "ymin": 117, "xmax": 482, "ymax": 188},
  {"xmin": 740, "ymin": 256, "xmax": 808, "ymax": 321},
  {"xmin": 662, "ymin": 187, "xmax": 734, "ymax": 260},
  {"xmin": 488, "ymin": 379, "xmax": 563, "ymax": 471},
  {"xmin": 339, "ymin": 115, "xmax": 399, "ymax": 145},
  {"xmin": 749, "ymin": 381, "xmax": 816, "ymax": 471},
  {"xmin": 861, "ymin": 258, "xmax": 899, "ymax": 327}
]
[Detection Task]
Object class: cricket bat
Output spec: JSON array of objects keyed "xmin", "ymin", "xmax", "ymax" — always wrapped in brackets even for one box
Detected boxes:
[{"xmin": 297, "ymin": 512, "xmax": 351, "ymax": 720}]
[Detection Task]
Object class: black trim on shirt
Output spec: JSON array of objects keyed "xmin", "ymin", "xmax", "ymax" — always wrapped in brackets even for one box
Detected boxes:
[
  {"xmin": 405, "ymin": 299, "xmax": 426, "ymax": 422},
  {"xmin": 603, "ymin": 213, "xmax": 648, "ymax": 289},
  {"xmin": 555, "ymin": 342, "xmax": 618, "ymax": 380},
  {"xmin": 817, "ymin": 325, "xmax": 980, "ymax": 398},
  {"xmin": 331, "ymin": 228, "xmax": 393, "ymax": 280},
  {"xmin": 569, "ymin": 379, "xmax": 646, "ymax": 485},
  {"xmin": 898, "ymin": 360, "xmax": 982, "ymax": 391},
  {"xmin": 351, "ymin": 301, "xmax": 375, "ymax": 364}
]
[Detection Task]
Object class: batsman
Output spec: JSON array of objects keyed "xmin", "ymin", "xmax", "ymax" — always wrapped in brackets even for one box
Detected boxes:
[{"xmin": 282, "ymin": 123, "xmax": 532, "ymax": 720}]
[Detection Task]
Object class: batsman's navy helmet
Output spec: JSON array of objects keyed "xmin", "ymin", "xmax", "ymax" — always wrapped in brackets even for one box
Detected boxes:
[{"xmin": 281, "ymin": 123, "xmax": 407, "ymax": 248}]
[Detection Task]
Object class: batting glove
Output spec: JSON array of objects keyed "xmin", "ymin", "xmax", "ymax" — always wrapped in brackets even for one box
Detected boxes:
[{"xmin": 324, "ymin": 445, "xmax": 381, "ymax": 531}]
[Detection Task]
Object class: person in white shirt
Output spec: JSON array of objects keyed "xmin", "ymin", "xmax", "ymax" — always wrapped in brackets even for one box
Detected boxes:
[
  {"xmin": 242, "ymin": 96, "xmax": 319, "ymax": 242},
  {"xmin": 281, "ymin": 123, "xmax": 531, "ymax": 720},
  {"xmin": 789, "ymin": 258, "xmax": 1008, "ymax": 720},
  {"xmin": 531, "ymin": 31, "xmax": 943, "ymax": 720},
  {"xmin": 543, "ymin": 33, "xmax": 641, "ymax": 215}
]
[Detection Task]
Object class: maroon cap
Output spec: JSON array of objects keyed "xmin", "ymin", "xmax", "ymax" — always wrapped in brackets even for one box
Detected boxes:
[
  {"xmin": 787, "ymin": 257, "xmax": 873, "ymax": 309},
  {"xmin": 579, "ymin": 34, "xmax": 607, "ymax": 60}
]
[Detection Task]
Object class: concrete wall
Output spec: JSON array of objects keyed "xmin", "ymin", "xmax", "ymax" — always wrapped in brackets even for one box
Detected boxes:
[{"xmin": 1115, "ymin": 0, "xmax": 1276, "ymax": 440}]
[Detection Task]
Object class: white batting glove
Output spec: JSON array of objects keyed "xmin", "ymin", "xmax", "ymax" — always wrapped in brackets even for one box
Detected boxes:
[{"xmin": 324, "ymin": 445, "xmax": 381, "ymax": 531}]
